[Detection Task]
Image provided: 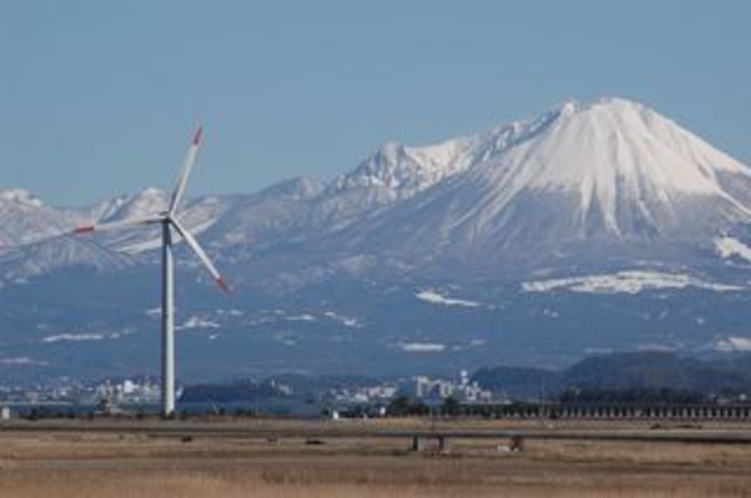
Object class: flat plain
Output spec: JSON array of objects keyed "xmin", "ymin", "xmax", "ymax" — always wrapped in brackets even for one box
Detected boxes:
[{"xmin": 1, "ymin": 418, "xmax": 751, "ymax": 497}]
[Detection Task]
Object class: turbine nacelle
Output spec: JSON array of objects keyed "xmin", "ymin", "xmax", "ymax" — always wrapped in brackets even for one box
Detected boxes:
[{"xmin": 74, "ymin": 126, "xmax": 228, "ymax": 293}]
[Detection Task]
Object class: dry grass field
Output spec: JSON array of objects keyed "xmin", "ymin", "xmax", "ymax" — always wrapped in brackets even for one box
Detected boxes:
[{"xmin": 1, "ymin": 418, "xmax": 751, "ymax": 497}]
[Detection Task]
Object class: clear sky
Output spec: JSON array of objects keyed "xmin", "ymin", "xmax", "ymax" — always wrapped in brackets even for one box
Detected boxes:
[{"xmin": 2, "ymin": 0, "xmax": 749, "ymax": 207}]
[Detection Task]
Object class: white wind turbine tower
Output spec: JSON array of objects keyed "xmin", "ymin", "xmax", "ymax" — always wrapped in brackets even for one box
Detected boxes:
[{"xmin": 75, "ymin": 126, "xmax": 229, "ymax": 415}]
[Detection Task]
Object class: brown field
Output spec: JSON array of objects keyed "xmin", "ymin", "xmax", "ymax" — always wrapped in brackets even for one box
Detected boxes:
[{"xmin": 1, "ymin": 418, "xmax": 751, "ymax": 497}]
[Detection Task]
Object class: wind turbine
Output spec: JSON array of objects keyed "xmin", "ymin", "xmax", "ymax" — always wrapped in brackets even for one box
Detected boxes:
[{"xmin": 75, "ymin": 126, "xmax": 229, "ymax": 416}]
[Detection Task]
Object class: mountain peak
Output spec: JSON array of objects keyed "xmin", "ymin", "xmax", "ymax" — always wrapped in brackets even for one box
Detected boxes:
[
  {"xmin": 99, "ymin": 187, "xmax": 169, "ymax": 223},
  {"xmin": 0, "ymin": 189, "xmax": 43, "ymax": 208},
  {"xmin": 138, "ymin": 187, "xmax": 166, "ymax": 198},
  {"xmin": 594, "ymin": 95, "xmax": 637, "ymax": 106},
  {"xmin": 556, "ymin": 96, "xmax": 644, "ymax": 112},
  {"xmin": 469, "ymin": 96, "xmax": 751, "ymax": 237},
  {"xmin": 256, "ymin": 176, "xmax": 325, "ymax": 200},
  {"xmin": 339, "ymin": 97, "xmax": 751, "ymax": 273},
  {"xmin": 333, "ymin": 138, "xmax": 472, "ymax": 199}
]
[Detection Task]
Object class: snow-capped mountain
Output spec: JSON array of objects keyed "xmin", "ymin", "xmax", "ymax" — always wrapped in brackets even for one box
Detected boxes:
[
  {"xmin": 326, "ymin": 102, "xmax": 567, "ymax": 206},
  {"xmin": 19, "ymin": 96, "xmax": 747, "ymax": 280},
  {"xmin": 327, "ymin": 98, "xmax": 751, "ymax": 278},
  {"xmin": 3, "ymin": 96, "xmax": 751, "ymax": 381}
]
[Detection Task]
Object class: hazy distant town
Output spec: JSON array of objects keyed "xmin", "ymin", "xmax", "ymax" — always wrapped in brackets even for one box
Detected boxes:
[
  {"xmin": 4, "ymin": 352, "xmax": 751, "ymax": 420},
  {"xmin": 0, "ymin": 369, "xmax": 494, "ymax": 417}
]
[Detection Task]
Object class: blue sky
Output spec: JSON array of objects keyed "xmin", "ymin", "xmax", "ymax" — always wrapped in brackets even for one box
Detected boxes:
[{"xmin": 2, "ymin": 0, "xmax": 749, "ymax": 206}]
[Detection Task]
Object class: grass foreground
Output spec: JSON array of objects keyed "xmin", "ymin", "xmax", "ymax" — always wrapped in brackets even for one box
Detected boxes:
[{"xmin": 1, "ymin": 417, "xmax": 750, "ymax": 497}]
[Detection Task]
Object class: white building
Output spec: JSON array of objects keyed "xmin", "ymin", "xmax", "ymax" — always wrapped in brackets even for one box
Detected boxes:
[{"xmin": 412, "ymin": 373, "xmax": 492, "ymax": 404}]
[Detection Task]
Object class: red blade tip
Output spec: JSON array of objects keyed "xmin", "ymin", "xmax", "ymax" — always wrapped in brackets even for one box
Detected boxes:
[
  {"xmin": 192, "ymin": 126, "xmax": 203, "ymax": 146},
  {"xmin": 74, "ymin": 226, "xmax": 95, "ymax": 234},
  {"xmin": 216, "ymin": 276, "xmax": 231, "ymax": 294}
]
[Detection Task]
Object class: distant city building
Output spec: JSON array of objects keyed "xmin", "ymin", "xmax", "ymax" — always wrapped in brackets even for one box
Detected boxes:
[
  {"xmin": 410, "ymin": 373, "xmax": 492, "ymax": 404},
  {"xmin": 95, "ymin": 378, "xmax": 160, "ymax": 405}
]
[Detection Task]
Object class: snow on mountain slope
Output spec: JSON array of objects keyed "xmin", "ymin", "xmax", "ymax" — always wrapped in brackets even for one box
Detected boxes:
[
  {"xmin": 416, "ymin": 289, "xmax": 484, "ymax": 307},
  {"xmin": 715, "ymin": 236, "xmax": 751, "ymax": 264},
  {"xmin": 4, "ymin": 97, "xmax": 751, "ymax": 287},
  {"xmin": 333, "ymin": 140, "xmax": 473, "ymax": 198},
  {"xmin": 0, "ymin": 189, "xmax": 90, "ymax": 248},
  {"xmin": 73, "ymin": 187, "xmax": 237, "ymax": 255},
  {"xmin": 330, "ymin": 104, "xmax": 566, "ymax": 202},
  {"xmin": 278, "ymin": 102, "xmax": 583, "ymax": 246},
  {"xmin": 332, "ymin": 98, "xmax": 751, "ymax": 276},
  {"xmin": 0, "ymin": 234, "xmax": 135, "ymax": 282},
  {"xmin": 1, "ymin": 189, "xmax": 43, "ymax": 208},
  {"xmin": 0, "ymin": 186, "xmax": 236, "ymax": 281},
  {"xmin": 101, "ymin": 187, "xmax": 170, "ymax": 222},
  {"xmin": 713, "ymin": 337, "xmax": 751, "ymax": 352},
  {"xmin": 521, "ymin": 270, "xmax": 743, "ymax": 294},
  {"xmin": 474, "ymin": 98, "xmax": 751, "ymax": 235},
  {"xmin": 200, "ymin": 177, "xmax": 325, "ymax": 252}
]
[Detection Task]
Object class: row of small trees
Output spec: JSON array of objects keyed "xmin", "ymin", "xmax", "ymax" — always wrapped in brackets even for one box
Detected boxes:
[{"xmin": 385, "ymin": 395, "xmax": 462, "ymax": 416}]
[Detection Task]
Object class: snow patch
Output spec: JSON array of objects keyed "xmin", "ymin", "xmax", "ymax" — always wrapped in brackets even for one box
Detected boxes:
[
  {"xmin": 637, "ymin": 343, "xmax": 677, "ymax": 353},
  {"xmin": 0, "ymin": 356, "xmax": 48, "ymax": 366},
  {"xmin": 324, "ymin": 311, "xmax": 361, "ymax": 328},
  {"xmin": 714, "ymin": 337, "xmax": 751, "ymax": 352},
  {"xmin": 285, "ymin": 314, "xmax": 317, "ymax": 322},
  {"xmin": 217, "ymin": 309, "xmax": 244, "ymax": 317},
  {"xmin": 398, "ymin": 342, "xmax": 446, "ymax": 353},
  {"xmin": 145, "ymin": 307, "xmax": 161, "ymax": 317},
  {"xmin": 416, "ymin": 289, "xmax": 482, "ymax": 307},
  {"xmin": 542, "ymin": 308, "xmax": 559, "ymax": 318},
  {"xmin": 522, "ymin": 271, "xmax": 742, "ymax": 294},
  {"xmin": 716, "ymin": 236, "xmax": 751, "ymax": 264},
  {"xmin": 178, "ymin": 316, "xmax": 220, "ymax": 330},
  {"xmin": 42, "ymin": 333, "xmax": 106, "ymax": 343}
]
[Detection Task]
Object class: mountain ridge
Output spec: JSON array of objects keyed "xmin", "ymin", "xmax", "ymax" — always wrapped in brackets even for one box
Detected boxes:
[
  {"xmin": 3, "ymin": 96, "xmax": 751, "ymax": 380},
  {"xmin": 312, "ymin": 97, "xmax": 751, "ymax": 279},
  {"xmin": 5, "ymin": 96, "xmax": 751, "ymax": 282}
]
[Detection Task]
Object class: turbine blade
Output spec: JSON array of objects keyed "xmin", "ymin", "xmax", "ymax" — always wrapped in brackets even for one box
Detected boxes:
[
  {"xmin": 168, "ymin": 125, "xmax": 203, "ymax": 215},
  {"xmin": 74, "ymin": 216, "xmax": 163, "ymax": 234},
  {"xmin": 169, "ymin": 217, "xmax": 230, "ymax": 294}
]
